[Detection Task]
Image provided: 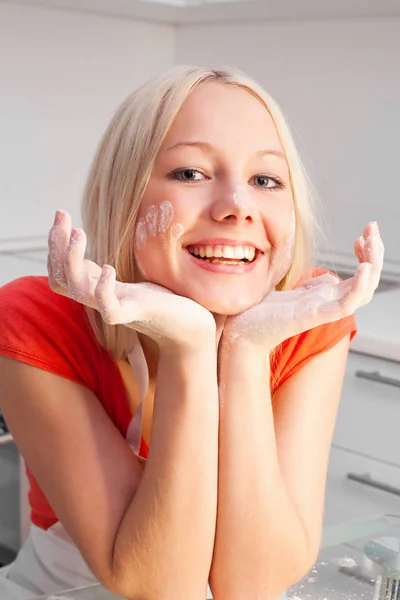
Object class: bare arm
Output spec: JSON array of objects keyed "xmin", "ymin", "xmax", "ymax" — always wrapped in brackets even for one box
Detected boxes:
[
  {"xmin": 209, "ymin": 336, "xmax": 349, "ymax": 600},
  {"xmin": 0, "ymin": 346, "xmax": 218, "ymax": 600},
  {"xmin": 113, "ymin": 347, "xmax": 219, "ymax": 599}
]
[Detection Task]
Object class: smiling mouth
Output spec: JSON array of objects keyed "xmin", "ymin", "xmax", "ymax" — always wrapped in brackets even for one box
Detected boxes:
[{"xmin": 186, "ymin": 244, "xmax": 261, "ymax": 265}]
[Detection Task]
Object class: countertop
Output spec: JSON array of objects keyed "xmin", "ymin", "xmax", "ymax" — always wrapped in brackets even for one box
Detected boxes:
[{"xmin": 350, "ymin": 288, "xmax": 400, "ymax": 362}]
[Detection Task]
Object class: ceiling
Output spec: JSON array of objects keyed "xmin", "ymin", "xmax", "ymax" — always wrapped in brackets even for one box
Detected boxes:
[
  {"xmin": 2, "ymin": 0, "xmax": 400, "ymax": 25},
  {"xmin": 138, "ymin": 0, "xmax": 254, "ymax": 5}
]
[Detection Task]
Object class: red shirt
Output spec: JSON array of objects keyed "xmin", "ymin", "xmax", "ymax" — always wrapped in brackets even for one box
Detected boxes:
[{"xmin": 0, "ymin": 274, "xmax": 357, "ymax": 530}]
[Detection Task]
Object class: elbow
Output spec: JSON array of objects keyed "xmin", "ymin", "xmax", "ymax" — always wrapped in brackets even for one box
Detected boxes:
[
  {"xmin": 90, "ymin": 548, "xmax": 144, "ymax": 600},
  {"xmin": 100, "ymin": 573, "xmax": 151, "ymax": 600},
  {"xmin": 96, "ymin": 570, "xmax": 139, "ymax": 600},
  {"xmin": 280, "ymin": 528, "xmax": 322, "ymax": 594},
  {"xmin": 100, "ymin": 557, "xmax": 208, "ymax": 600},
  {"xmin": 210, "ymin": 534, "xmax": 320, "ymax": 600}
]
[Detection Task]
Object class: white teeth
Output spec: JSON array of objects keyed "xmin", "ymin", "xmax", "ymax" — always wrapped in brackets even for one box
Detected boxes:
[
  {"xmin": 247, "ymin": 247, "xmax": 256, "ymax": 261},
  {"xmin": 205, "ymin": 246, "xmax": 214, "ymax": 258},
  {"xmin": 189, "ymin": 244, "xmax": 257, "ymax": 262},
  {"xmin": 222, "ymin": 246, "xmax": 234, "ymax": 259}
]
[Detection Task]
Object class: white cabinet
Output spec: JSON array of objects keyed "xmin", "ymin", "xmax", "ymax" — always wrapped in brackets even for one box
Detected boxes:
[
  {"xmin": 333, "ymin": 351, "xmax": 400, "ymax": 465},
  {"xmin": 325, "ymin": 350, "xmax": 400, "ymax": 526},
  {"xmin": 325, "ymin": 446, "xmax": 400, "ymax": 526}
]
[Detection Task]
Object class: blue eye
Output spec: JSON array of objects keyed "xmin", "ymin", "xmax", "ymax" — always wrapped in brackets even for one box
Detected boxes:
[{"xmin": 170, "ymin": 169, "xmax": 206, "ymax": 182}]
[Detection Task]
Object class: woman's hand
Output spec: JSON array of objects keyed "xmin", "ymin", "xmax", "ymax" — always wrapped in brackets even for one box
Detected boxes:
[
  {"xmin": 48, "ymin": 211, "xmax": 102, "ymax": 307},
  {"xmin": 47, "ymin": 211, "xmax": 216, "ymax": 353},
  {"xmin": 222, "ymin": 222, "xmax": 384, "ymax": 352}
]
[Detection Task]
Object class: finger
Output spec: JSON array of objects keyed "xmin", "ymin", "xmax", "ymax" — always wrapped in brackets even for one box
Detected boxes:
[
  {"xmin": 294, "ymin": 263, "xmax": 369, "ymax": 327},
  {"xmin": 318, "ymin": 262, "xmax": 372, "ymax": 319},
  {"xmin": 48, "ymin": 210, "xmax": 71, "ymax": 289},
  {"xmin": 63, "ymin": 228, "xmax": 97, "ymax": 307},
  {"xmin": 354, "ymin": 236, "xmax": 365, "ymax": 263},
  {"xmin": 95, "ymin": 266, "xmax": 128, "ymax": 324},
  {"xmin": 300, "ymin": 273, "xmax": 341, "ymax": 290},
  {"xmin": 359, "ymin": 222, "xmax": 384, "ymax": 305}
]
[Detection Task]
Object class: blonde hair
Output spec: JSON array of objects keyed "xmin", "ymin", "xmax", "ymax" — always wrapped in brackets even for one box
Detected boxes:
[{"xmin": 81, "ymin": 65, "xmax": 319, "ymax": 362}]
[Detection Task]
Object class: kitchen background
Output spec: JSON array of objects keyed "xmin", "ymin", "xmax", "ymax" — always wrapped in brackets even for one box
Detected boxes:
[{"xmin": 0, "ymin": 0, "xmax": 399, "ymax": 568}]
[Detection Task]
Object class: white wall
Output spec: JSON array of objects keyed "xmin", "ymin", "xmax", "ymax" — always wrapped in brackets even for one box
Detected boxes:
[
  {"xmin": 176, "ymin": 17, "xmax": 400, "ymax": 271},
  {"xmin": 0, "ymin": 2, "xmax": 175, "ymax": 244}
]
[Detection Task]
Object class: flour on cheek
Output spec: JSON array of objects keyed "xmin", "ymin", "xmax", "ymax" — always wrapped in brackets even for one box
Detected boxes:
[{"xmin": 134, "ymin": 201, "xmax": 185, "ymax": 279}]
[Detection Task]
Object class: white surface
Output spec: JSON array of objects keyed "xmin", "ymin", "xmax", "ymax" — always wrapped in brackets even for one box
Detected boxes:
[
  {"xmin": 0, "ymin": 2, "xmax": 174, "ymax": 240},
  {"xmin": 350, "ymin": 289, "xmax": 400, "ymax": 361}
]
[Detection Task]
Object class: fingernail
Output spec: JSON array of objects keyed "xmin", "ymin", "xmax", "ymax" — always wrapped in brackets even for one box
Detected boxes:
[
  {"xmin": 54, "ymin": 210, "xmax": 63, "ymax": 225},
  {"xmin": 371, "ymin": 221, "xmax": 379, "ymax": 231}
]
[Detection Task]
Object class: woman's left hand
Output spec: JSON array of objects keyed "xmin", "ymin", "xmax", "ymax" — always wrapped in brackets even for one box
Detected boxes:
[{"xmin": 222, "ymin": 222, "xmax": 384, "ymax": 352}]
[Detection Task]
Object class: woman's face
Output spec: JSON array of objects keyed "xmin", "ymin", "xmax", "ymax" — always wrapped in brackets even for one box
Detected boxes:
[{"xmin": 134, "ymin": 82, "xmax": 295, "ymax": 315}]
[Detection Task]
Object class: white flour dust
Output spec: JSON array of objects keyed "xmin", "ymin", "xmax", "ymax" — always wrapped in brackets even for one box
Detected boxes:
[
  {"xmin": 232, "ymin": 184, "xmax": 251, "ymax": 209},
  {"xmin": 134, "ymin": 201, "xmax": 185, "ymax": 280},
  {"xmin": 135, "ymin": 201, "xmax": 184, "ymax": 251}
]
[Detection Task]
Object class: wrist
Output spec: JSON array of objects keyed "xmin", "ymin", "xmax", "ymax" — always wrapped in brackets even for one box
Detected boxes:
[
  {"xmin": 157, "ymin": 345, "xmax": 219, "ymax": 408},
  {"xmin": 219, "ymin": 331, "xmax": 270, "ymax": 360},
  {"xmin": 218, "ymin": 336, "xmax": 270, "ymax": 377}
]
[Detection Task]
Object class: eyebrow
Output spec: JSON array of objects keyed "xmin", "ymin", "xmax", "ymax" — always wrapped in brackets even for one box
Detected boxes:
[{"xmin": 165, "ymin": 141, "xmax": 287, "ymax": 162}]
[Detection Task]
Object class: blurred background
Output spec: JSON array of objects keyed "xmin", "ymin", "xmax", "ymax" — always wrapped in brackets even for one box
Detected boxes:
[{"xmin": 0, "ymin": 0, "xmax": 399, "ymax": 569}]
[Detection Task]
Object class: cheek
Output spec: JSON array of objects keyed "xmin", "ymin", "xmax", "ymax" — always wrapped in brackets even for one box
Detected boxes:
[
  {"xmin": 266, "ymin": 209, "xmax": 296, "ymax": 288},
  {"xmin": 134, "ymin": 201, "xmax": 185, "ymax": 279}
]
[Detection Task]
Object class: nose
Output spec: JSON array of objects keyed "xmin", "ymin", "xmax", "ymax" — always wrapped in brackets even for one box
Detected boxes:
[{"xmin": 210, "ymin": 184, "xmax": 256, "ymax": 224}]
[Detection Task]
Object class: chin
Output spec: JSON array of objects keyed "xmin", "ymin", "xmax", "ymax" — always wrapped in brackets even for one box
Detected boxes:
[{"xmin": 196, "ymin": 295, "xmax": 261, "ymax": 316}]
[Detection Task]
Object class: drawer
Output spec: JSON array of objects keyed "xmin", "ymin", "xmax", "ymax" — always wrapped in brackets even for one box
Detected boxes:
[
  {"xmin": 324, "ymin": 446, "xmax": 400, "ymax": 527},
  {"xmin": 333, "ymin": 350, "xmax": 400, "ymax": 466}
]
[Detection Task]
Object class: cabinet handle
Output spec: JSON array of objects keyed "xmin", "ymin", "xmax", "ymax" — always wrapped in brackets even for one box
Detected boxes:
[
  {"xmin": 347, "ymin": 472, "xmax": 400, "ymax": 497},
  {"xmin": 355, "ymin": 369, "xmax": 400, "ymax": 388}
]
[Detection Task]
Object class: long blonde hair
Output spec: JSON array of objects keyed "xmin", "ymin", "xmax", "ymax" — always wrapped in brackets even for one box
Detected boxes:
[{"xmin": 81, "ymin": 65, "xmax": 320, "ymax": 361}]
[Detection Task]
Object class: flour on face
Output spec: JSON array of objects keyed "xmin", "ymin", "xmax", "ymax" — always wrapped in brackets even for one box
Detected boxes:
[{"xmin": 134, "ymin": 201, "xmax": 185, "ymax": 279}]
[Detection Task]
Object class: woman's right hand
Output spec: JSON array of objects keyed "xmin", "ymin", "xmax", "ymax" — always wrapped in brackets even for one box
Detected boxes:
[{"xmin": 48, "ymin": 210, "xmax": 216, "ymax": 353}]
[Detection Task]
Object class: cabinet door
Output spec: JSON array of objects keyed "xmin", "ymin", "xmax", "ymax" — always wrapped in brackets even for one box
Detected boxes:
[
  {"xmin": 324, "ymin": 446, "xmax": 400, "ymax": 527},
  {"xmin": 333, "ymin": 351, "xmax": 400, "ymax": 466}
]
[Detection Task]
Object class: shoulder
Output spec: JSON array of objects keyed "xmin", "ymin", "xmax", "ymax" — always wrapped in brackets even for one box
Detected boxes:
[
  {"xmin": 0, "ymin": 276, "xmax": 106, "ymax": 389},
  {"xmin": 1, "ymin": 274, "xmax": 78, "ymax": 309},
  {"xmin": 0, "ymin": 275, "xmax": 89, "ymax": 341},
  {"xmin": 271, "ymin": 268, "xmax": 357, "ymax": 392}
]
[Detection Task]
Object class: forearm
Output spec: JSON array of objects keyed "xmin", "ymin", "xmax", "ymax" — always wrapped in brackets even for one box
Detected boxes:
[
  {"xmin": 113, "ymin": 348, "xmax": 219, "ymax": 600},
  {"xmin": 210, "ymin": 344, "xmax": 311, "ymax": 600}
]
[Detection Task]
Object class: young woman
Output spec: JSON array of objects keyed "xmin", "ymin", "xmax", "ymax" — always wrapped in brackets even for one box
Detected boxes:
[{"xmin": 0, "ymin": 65, "xmax": 383, "ymax": 600}]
